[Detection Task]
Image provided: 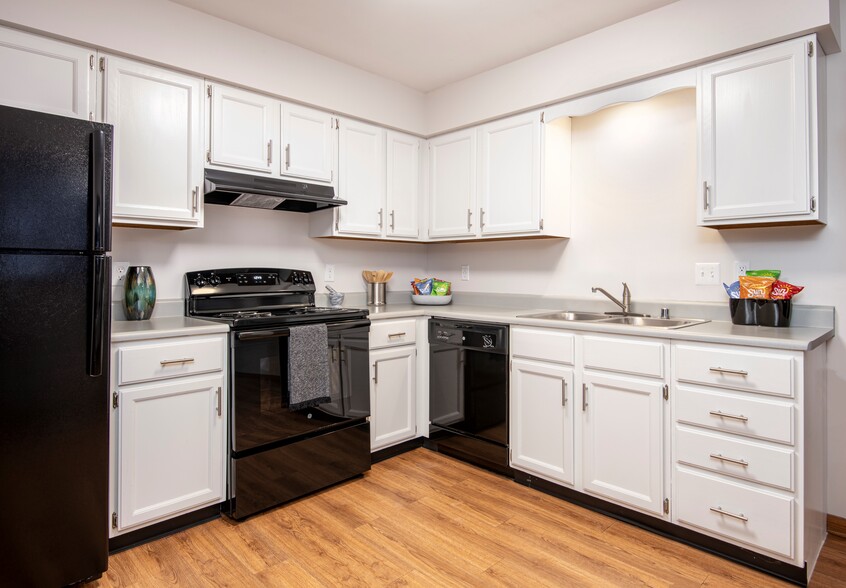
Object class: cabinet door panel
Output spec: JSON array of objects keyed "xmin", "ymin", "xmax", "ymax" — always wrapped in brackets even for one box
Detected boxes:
[
  {"xmin": 582, "ymin": 373, "xmax": 664, "ymax": 515},
  {"xmin": 429, "ymin": 130, "xmax": 476, "ymax": 238},
  {"xmin": 479, "ymin": 113, "xmax": 541, "ymax": 235},
  {"xmin": 386, "ymin": 131, "xmax": 420, "ymax": 239},
  {"xmin": 699, "ymin": 38, "xmax": 813, "ymax": 223},
  {"xmin": 371, "ymin": 346, "xmax": 416, "ymax": 450},
  {"xmin": 0, "ymin": 26, "xmax": 94, "ymax": 119},
  {"xmin": 210, "ymin": 84, "xmax": 275, "ymax": 173},
  {"xmin": 337, "ymin": 118, "xmax": 385, "ymax": 235},
  {"xmin": 282, "ymin": 104, "xmax": 334, "ymax": 182},
  {"xmin": 117, "ymin": 375, "xmax": 224, "ymax": 530},
  {"xmin": 105, "ymin": 57, "xmax": 203, "ymax": 227},
  {"xmin": 510, "ymin": 359, "xmax": 574, "ymax": 485}
]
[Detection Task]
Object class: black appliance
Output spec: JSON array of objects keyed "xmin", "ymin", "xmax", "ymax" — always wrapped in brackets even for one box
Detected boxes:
[
  {"xmin": 427, "ymin": 318, "xmax": 511, "ymax": 476},
  {"xmin": 204, "ymin": 169, "xmax": 346, "ymax": 213},
  {"xmin": 185, "ymin": 268, "xmax": 371, "ymax": 520},
  {"xmin": 0, "ymin": 105, "xmax": 112, "ymax": 585}
]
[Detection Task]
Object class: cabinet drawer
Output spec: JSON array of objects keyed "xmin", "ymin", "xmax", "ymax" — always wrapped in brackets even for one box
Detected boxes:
[
  {"xmin": 676, "ymin": 426, "xmax": 794, "ymax": 491},
  {"xmin": 583, "ymin": 335, "xmax": 665, "ymax": 378},
  {"xmin": 675, "ymin": 343, "xmax": 794, "ymax": 398},
  {"xmin": 118, "ymin": 336, "xmax": 225, "ymax": 385},
  {"xmin": 370, "ymin": 319, "xmax": 416, "ymax": 349},
  {"xmin": 511, "ymin": 327, "xmax": 574, "ymax": 365},
  {"xmin": 675, "ymin": 386, "xmax": 794, "ymax": 445},
  {"xmin": 675, "ymin": 467, "xmax": 794, "ymax": 558}
]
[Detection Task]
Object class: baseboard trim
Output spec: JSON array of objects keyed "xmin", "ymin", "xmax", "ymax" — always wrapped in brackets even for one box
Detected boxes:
[{"xmin": 828, "ymin": 514, "xmax": 846, "ymax": 538}]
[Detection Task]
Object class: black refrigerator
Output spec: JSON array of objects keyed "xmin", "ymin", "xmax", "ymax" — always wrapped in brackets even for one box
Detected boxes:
[{"xmin": 0, "ymin": 104, "xmax": 112, "ymax": 586}]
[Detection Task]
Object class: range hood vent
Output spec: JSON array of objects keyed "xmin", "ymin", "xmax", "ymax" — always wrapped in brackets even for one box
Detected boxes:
[{"xmin": 204, "ymin": 169, "xmax": 345, "ymax": 213}]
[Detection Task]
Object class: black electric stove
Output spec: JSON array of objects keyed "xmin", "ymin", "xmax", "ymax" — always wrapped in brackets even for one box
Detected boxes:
[{"xmin": 185, "ymin": 268, "xmax": 371, "ymax": 520}]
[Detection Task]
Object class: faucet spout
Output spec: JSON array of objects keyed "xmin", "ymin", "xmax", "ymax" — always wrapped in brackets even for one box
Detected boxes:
[{"xmin": 592, "ymin": 282, "xmax": 631, "ymax": 314}]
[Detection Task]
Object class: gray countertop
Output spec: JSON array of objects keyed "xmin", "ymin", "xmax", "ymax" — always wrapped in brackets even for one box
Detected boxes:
[{"xmin": 112, "ymin": 316, "xmax": 229, "ymax": 342}]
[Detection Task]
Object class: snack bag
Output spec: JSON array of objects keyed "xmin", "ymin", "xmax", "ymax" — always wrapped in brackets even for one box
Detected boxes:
[
  {"xmin": 739, "ymin": 275, "xmax": 775, "ymax": 299},
  {"xmin": 771, "ymin": 280, "xmax": 804, "ymax": 300},
  {"xmin": 746, "ymin": 269, "xmax": 781, "ymax": 280},
  {"xmin": 432, "ymin": 280, "xmax": 451, "ymax": 296},
  {"xmin": 415, "ymin": 278, "xmax": 434, "ymax": 295},
  {"xmin": 723, "ymin": 281, "xmax": 740, "ymax": 299}
]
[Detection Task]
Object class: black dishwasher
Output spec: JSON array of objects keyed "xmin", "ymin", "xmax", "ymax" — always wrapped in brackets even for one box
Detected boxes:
[{"xmin": 427, "ymin": 318, "xmax": 511, "ymax": 476}]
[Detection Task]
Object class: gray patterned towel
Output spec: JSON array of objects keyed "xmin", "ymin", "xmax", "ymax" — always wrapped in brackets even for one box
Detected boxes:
[{"xmin": 288, "ymin": 323, "xmax": 331, "ymax": 410}]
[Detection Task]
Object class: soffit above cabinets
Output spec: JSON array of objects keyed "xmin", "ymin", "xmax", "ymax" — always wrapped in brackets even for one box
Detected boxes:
[{"xmin": 168, "ymin": 0, "xmax": 679, "ymax": 92}]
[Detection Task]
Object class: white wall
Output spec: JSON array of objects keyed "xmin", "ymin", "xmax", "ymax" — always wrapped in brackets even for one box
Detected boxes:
[
  {"xmin": 425, "ymin": 0, "xmax": 839, "ymax": 135},
  {"xmin": 112, "ymin": 205, "xmax": 427, "ymax": 302},
  {"xmin": 0, "ymin": 0, "xmax": 426, "ymax": 133}
]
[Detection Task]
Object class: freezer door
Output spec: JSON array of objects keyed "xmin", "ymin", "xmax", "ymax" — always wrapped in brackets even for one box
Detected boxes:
[
  {"xmin": 0, "ymin": 252, "xmax": 110, "ymax": 585},
  {"xmin": 0, "ymin": 104, "xmax": 112, "ymax": 252}
]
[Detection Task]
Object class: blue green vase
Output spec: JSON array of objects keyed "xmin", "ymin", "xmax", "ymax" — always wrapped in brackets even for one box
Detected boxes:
[{"xmin": 124, "ymin": 266, "xmax": 156, "ymax": 320}]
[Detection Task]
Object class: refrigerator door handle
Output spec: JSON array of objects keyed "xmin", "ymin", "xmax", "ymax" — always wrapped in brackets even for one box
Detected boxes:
[
  {"xmin": 90, "ymin": 130, "xmax": 107, "ymax": 252},
  {"xmin": 89, "ymin": 256, "xmax": 110, "ymax": 377}
]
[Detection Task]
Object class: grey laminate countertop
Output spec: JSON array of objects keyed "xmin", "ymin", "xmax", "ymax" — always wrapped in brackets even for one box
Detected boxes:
[{"xmin": 111, "ymin": 317, "xmax": 229, "ymax": 342}]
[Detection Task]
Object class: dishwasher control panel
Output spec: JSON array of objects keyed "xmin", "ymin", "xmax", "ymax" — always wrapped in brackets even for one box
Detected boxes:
[{"xmin": 428, "ymin": 319, "xmax": 508, "ymax": 353}]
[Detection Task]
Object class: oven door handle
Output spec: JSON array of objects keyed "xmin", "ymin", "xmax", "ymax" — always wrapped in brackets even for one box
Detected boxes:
[{"xmin": 236, "ymin": 318, "xmax": 371, "ymax": 341}]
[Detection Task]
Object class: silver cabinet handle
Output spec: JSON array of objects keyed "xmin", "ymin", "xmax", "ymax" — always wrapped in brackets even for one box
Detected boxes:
[
  {"xmin": 267, "ymin": 139, "xmax": 273, "ymax": 166},
  {"xmin": 709, "ymin": 506, "xmax": 748, "ymax": 522},
  {"xmin": 709, "ymin": 453, "xmax": 749, "ymax": 467},
  {"xmin": 709, "ymin": 410, "xmax": 749, "ymax": 422},
  {"xmin": 390, "ymin": 210, "xmax": 395, "ymax": 232},
  {"xmin": 388, "ymin": 332, "xmax": 407, "ymax": 339},
  {"xmin": 709, "ymin": 367, "xmax": 749, "ymax": 376},
  {"xmin": 561, "ymin": 380, "xmax": 567, "ymax": 407},
  {"xmin": 192, "ymin": 186, "xmax": 199, "ymax": 213},
  {"xmin": 582, "ymin": 383, "xmax": 588, "ymax": 411},
  {"xmin": 378, "ymin": 208, "xmax": 383, "ymax": 229},
  {"xmin": 480, "ymin": 208, "xmax": 486, "ymax": 230},
  {"xmin": 215, "ymin": 386, "xmax": 222, "ymax": 417},
  {"xmin": 285, "ymin": 144, "xmax": 291, "ymax": 170},
  {"xmin": 467, "ymin": 209, "xmax": 473, "ymax": 231},
  {"xmin": 372, "ymin": 361, "xmax": 379, "ymax": 384},
  {"xmin": 703, "ymin": 181, "xmax": 710, "ymax": 210},
  {"xmin": 160, "ymin": 358, "xmax": 195, "ymax": 366}
]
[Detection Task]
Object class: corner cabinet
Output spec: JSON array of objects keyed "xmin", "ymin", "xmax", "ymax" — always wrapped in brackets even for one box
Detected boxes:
[
  {"xmin": 109, "ymin": 332, "xmax": 227, "ymax": 536},
  {"xmin": 428, "ymin": 129, "xmax": 477, "ymax": 239},
  {"xmin": 103, "ymin": 56, "xmax": 205, "ymax": 228},
  {"xmin": 698, "ymin": 35, "xmax": 823, "ymax": 227}
]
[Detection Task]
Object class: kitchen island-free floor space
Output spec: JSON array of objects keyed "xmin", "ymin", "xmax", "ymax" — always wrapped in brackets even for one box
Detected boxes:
[{"xmin": 90, "ymin": 449, "xmax": 844, "ymax": 587}]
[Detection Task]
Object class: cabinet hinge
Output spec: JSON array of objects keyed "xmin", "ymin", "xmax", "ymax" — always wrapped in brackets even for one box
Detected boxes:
[
  {"xmin": 540, "ymin": 111, "xmax": 545, "ymax": 123},
  {"xmin": 98, "ymin": 56, "xmax": 105, "ymax": 72},
  {"xmin": 334, "ymin": 217, "xmax": 339, "ymax": 231},
  {"xmin": 663, "ymin": 384, "xmax": 669, "ymax": 401},
  {"xmin": 111, "ymin": 512, "xmax": 118, "ymax": 529},
  {"xmin": 112, "ymin": 391, "xmax": 119, "ymax": 409},
  {"xmin": 206, "ymin": 149, "xmax": 211, "ymax": 164},
  {"xmin": 89, "ymin": 55, "xmax": 94, "ymax": 70},
  {"xmin": 663, "ymin": 498, "xmax": 670, "ymax": 515},
  {"xmin": 207, "ymin": 84, "xmax": 212, "ymax": 98},
  {"xmin": 330, "ymin": 170, "xmax": 334, "ymax": 183},
  {"xmin": 808, "ymin": 41, "xmax": 815, "ymax": 57},
  {"xmin": 509, "ymin": 359, "xmax": 512, "ymax": 371},
  {"xmin": 539, "ymin": 218, "xmax": 544, "ymax": 230},
  {"xmin": 810, "ymin": 195, "xmax": 817, "ymax": 212},
  {"xmin": 89, "ymin": 112, "xmax": 94, "ymax": 122}
]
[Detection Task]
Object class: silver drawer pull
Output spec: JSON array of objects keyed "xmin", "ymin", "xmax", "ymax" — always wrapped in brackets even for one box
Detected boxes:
[
  {"xmin": 709, "ymin": 367, "xmax": 749, "ymax": 376},
  {"xmin": 709, "ymin": 506, "xmax": 748, "ymax": 522},
  {"xmin": 709, "ymin": 410, "xmax": 749, "ymax": 422},
  {"xmin": 160, "ymin": 358, "xmax": 195, "ymax": 366},
  {"xmin": 388, "ymin": 332, "xmax": 407, "ymax": 339},
  {"xmin": 709, "ymin": 453, "xmax": 749, "ymax": 467}
]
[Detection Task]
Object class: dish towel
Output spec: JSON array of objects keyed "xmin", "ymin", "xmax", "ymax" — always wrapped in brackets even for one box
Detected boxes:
[{"xmin": 288, "ymin": 323, "xmax": 331, "ymax": 410}]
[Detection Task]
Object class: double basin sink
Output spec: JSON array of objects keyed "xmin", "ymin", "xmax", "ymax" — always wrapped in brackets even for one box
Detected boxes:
[{"xmin": 518, "ymin": 311, "xmax": 708, "ymax": 330}]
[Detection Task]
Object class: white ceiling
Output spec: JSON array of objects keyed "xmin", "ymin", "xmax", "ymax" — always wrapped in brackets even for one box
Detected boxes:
[{"xmin": 169, "ymin": 0, "xmax": 679, "ymax": 92}]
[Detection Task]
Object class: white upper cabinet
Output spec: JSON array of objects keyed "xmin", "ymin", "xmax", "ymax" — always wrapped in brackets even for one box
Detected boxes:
[
  {"xmin": 336, "ymin": 117, "xmax": 386, "ymax": 235},
  {"xmin": 208, "ymin": 83, "xmax": 276, "ymax": 174},
  {"xmin": 698, "ymin": 35, "xmax": 821, "ymax": 227},
  {"xmin": 0, "ymin": 26, "xmax": 95, "ymax": 120},
  {"xmin": 281, "ymin": 103, "xmax": 335, "ymax": 183},
  {"xmin": 386, "ymin": 130, "xmax": 421, "ymax": 239},
  {"xmin": 428, "ymin": 129, "xmax": 477, "ymax": 239},
  {"xmin": 104, "ymin": 56, "xmax": 204, "ymax": 228},
  {"xmin": 478, "ymin": 112, "xmax": 542, "ymax": 236}
]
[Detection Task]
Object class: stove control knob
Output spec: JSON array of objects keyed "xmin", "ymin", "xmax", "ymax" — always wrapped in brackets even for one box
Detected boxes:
[
  {"xmin": 194, "ymin": 275, "xmax": 208, "ymax": 287},
  {"xmin": 209, "ymin": 274, "xmax": 221, "ymax": 286}
]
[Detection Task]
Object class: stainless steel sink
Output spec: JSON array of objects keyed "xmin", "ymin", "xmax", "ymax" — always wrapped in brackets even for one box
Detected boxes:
[
  {"xmin": 601, "ymin": 316, "xmax": 708, "ymax": 329},
  {"xmin": 518, "ymin": 310, "xmax": 611, "ymax": 321}
]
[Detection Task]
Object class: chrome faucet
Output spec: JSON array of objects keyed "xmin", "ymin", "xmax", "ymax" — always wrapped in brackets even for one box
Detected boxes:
[{"xmin": 592, "ymin": 282, "xmax": 631, "ymax": 315}]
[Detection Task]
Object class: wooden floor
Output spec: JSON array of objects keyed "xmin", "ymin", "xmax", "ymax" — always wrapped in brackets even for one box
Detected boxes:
[{"xmin": 91, "ymin": 449, "xmax": 846, "ymax": 587}]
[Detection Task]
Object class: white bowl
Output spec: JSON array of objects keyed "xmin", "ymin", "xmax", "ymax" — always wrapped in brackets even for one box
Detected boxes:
[{"xmin": 411, "ymin": 294, "xmax": 452, "ymax": 306}]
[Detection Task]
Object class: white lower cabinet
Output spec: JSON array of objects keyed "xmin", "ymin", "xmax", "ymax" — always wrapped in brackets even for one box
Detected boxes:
[
  {"xmin": 369, "ymin": 319, "xmax": 417, "ymax": 451},
  {"xmin": 110, "ymin": 332, "xmax": 227, "ymax": 535}
]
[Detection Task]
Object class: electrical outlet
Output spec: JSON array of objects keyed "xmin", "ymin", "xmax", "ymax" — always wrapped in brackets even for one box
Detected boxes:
[
  {"xmin": 695, "ymin": 262, "xmax": 720, "ymax": 285},
  {"xmin": 733, "ymin": 261, "xmax": 750, "ymax": 279},
  {"xmin": 460, "ymin": 265, "xmax": 470, "ymax": 281},
  {"xmin": 324, "ymin": 264, "xmax": 335, "ymax": 282},
  {"xmin": 113, "ymin": 262, "xmax": 130, "ymax": 286}
]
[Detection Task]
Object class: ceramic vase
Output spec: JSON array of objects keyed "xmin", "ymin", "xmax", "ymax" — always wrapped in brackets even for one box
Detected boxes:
[{"xmin": 124, "ymin": 265, "xmax": 156, "ymax": 320}]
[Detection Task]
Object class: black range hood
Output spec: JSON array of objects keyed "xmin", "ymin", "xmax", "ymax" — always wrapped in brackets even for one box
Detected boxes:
[{"xmin": 204, "ymin": 169, "xmax": 345, "ymax": 213}]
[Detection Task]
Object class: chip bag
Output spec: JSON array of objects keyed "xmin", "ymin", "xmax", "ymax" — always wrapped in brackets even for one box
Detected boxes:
[
  {"xmin": 770, "ymin": 280, "xmax": 804, "ymax": 300},
  {"xmin": 746, "ymin": 269, "xmax": 781, "ymax": 280},
  {"xmin": 723, "ymin": 281, "xmax": 740, "ymax": 299},
  {"xmin": 432, "ymin": 280, "xmax": 451, "ymax": 296},
  {"xmin": 739, "ymin": 275, "xmax": 775, "ymax": 299}
]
